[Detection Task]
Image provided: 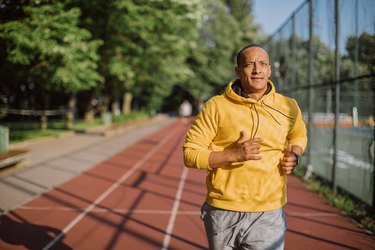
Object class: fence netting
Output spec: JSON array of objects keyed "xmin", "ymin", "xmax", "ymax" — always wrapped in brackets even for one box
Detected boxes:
[{"xmin": 264, "ymin": 0, "xmax": 374, "ymax": 206}]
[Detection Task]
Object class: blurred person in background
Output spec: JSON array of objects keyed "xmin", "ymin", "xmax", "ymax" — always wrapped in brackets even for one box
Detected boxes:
[
  {"xmin": 183, "ymin": 44, "xmax": 307, "ymax": 250},
  {"xmin": 179, "ymin": 99, "xmax": 192, "ymax": 124}
]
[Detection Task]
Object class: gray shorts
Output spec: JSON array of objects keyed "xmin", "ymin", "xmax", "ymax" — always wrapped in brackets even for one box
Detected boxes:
[{"xmin": 200, "ymin": 202, "xmax": 287, "ymax": 250}]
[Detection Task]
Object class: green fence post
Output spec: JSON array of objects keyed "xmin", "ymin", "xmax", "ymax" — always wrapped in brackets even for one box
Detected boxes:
[
  {"xmin": 0, "ymin": 126, "xmax": 9, "ymax": 153},
  {"xmin": 102, "ymin": 112, "xmax": 112, "ymax": 125}
]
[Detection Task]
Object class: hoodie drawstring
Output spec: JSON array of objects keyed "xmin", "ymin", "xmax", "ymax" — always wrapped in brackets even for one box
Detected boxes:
[
  {"xmin": 260, "ymin": 101, "xmax": 295, "ymax": 126},
  {"xmin": 249, "ymin": 104, "xmax": 260, "ymax": 139}
]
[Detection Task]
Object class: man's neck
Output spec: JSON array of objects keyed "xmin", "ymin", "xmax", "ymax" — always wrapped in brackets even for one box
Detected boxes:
[
  {"xmin": 248, "ymin": 92, "xmax": 264, "ymax": 101},
  {"xmin": 246, "ymin": 84, "xmax": 271, "ymax": 101}
]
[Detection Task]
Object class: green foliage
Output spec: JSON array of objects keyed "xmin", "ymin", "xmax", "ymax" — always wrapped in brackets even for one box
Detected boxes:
[
  {"xmin": 224, "ymin": 0, "xmax": 262, "ymax": 47},
  {"xmin": 0, "ymin": 0, "xmax": 260, "ymax": 114},
  {"xmin": 346, "ymin": 32, "xmax": 375, "ymax": 74},
  {"xmin": 112, "ymin": 111, "xmax": 149, "ymax": 124},
  {"xmin": 183, "ymin": 0, "xmax": 261, "ymax": 100},
  {"xmin": 6, "ymin": 111, "xmax": 150, "ymax": 143},
  {"xmin": 3, "ymin": 120, "xmax": 69, "ymax": 143},
  {"xmin": 0, "ymin": 1, "xmax": 103, "ymax": 94}
]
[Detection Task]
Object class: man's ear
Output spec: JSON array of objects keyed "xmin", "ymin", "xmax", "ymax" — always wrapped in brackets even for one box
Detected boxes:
[{"xmin": 268, "ymin": 67, "xmax": 272, "ymax": 77}]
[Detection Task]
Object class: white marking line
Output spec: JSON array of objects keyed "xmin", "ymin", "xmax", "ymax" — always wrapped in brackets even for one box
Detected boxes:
[
  {"xmin": 286, "ymin": 212, "xmax": 339, "ymax": 217},
  {"xmin": 20, "ymin": 206, "xmax": 200, "ymax": 215},
  {"xmin": 20, "ymin": 205, "xmax": 337, "ymax": 217},
  {"xmin": 161, "ymin": 166, "xmax": 189, "ymax": 250},
  {"xmin": 42, "ymin": 126, "xmax": 180, "ymax": 250}
]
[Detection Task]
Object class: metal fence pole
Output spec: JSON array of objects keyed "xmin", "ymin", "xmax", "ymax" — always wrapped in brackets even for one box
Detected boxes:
[
  {"xmin": 307, "ymin": 0, "xmax": 314, "ymax": 170},
  {"xmin": 332, "ymin": 0, "xmax": 340, "ymax": 193},
  {"xmin": 291, "ymin": 14, "xmax": 296, "ymax": 98},
  {"xmin": 353, "ymin": 0, "xmax": 359, "ymax": 110}
]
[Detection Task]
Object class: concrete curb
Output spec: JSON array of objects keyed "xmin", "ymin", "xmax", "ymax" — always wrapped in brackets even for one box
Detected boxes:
[{"xmin": 9, "ymin": 114, "xmax": 169, "ymax": 151}]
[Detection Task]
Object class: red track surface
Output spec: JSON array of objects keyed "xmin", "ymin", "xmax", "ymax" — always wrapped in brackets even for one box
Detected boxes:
[{"xmin": 1, "ymin": 119, "xmax": 374, "ymax": 250}]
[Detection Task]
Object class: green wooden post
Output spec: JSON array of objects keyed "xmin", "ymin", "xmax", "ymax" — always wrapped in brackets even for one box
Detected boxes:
[{"xmin": 0, "ymin": 126, "xmax": 9, "ymax": 153}]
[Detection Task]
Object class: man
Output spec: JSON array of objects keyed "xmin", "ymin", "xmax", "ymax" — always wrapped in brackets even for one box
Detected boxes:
[
  {"xmin": 179, "ymin": 99, "xmax": 192, "ymax": 124},
  {"xmin": 183, "ymin": 44, "xmax": 307, "ymax": 250}
]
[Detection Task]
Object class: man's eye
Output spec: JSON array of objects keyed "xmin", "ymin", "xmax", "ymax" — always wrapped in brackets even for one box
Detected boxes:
[{"xmin": 244, "ymin": 62, "xmax": 269, "ymax": 68}]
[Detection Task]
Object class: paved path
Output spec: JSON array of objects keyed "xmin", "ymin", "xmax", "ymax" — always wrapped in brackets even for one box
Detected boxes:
[
  {"xmin": 0, "ymin": 115, "xmax": 173, "ymax": 212},
  {"xmin": 0, "ymin": 115, "xmax": 374, "ymax": 250}
]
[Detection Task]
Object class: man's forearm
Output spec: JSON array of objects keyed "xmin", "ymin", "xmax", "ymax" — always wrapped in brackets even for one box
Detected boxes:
[
  {"xmin": 208, "ymin": 151, "xmax": 235, "ymax": 169},
  {"xmin": 208, "ymin": 136, "xmax": 263, "ymax": 169}
]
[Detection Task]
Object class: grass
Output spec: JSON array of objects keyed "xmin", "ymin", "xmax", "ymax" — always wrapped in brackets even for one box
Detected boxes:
[
  {"xmin": 112, "ymin": 111, "xmax": 149, "ymax": 124},
  {"xmin": 2, "ymin": 111, "xmax": 151, "ymax": 144},
  {"xmin": 3, "ymin": 120, "xmax": 69, "ymax": 144},
  {"xmin": 294, "ymin": 165, "xmax": 375, "ymax": 235}
]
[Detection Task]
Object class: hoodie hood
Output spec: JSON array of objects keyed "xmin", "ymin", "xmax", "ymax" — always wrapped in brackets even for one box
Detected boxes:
[
  {"xmin": 224, "ymin": 78, "xmax": 296, "ymax": 128},
  {"xmin": 225, "ymin": 78, "xmax": 276, "ymax": 105}
]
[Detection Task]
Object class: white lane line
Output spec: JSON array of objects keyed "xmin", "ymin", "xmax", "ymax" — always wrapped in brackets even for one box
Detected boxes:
[
  {"xmin": 286, "ymin": 212, "xmax": 340, "ymax": 217},
  {"xmin": 42, "ymin": 126, "xmax": 180, "ymax": 250},
  {"xmin": 161, "ymin": 166, "xmax": 189, "ymax": 250},
  {"xmin": 20, "ymin": 205, "xmax": 338, "ymax": 217},
  {"xmin": 20, "ymin": 206, "xmax": 200, "ymax": 215}
]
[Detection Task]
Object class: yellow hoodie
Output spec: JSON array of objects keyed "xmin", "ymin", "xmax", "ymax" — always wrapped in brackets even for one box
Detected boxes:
[{"xmin": 183, "ymin": 79, "xmax": 307, "ymax": 212}]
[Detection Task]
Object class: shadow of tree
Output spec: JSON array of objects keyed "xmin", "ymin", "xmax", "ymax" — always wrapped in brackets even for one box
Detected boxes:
[{"xmin": 0, "ymin": 213, "xmax": 72, "ymax": 250}]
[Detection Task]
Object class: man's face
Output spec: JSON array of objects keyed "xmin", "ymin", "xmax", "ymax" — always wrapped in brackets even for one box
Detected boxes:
[{"xmin": 235, "ymin": 47, "xmax": 271, "ymax": 96}]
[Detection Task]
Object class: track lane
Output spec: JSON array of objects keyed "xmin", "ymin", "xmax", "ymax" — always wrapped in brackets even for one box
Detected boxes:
[
  {"xmin": 1, "ymin": 120, "xmax": 208, "ymax": 250},
  {"xmin": 3, "ymin": 118, "xmax": 373, "ymax": 250}
]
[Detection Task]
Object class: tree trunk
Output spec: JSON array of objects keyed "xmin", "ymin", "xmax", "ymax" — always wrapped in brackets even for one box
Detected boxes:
[
  {"xmin": 84, "ymin": 110, "xmax": 94, "ymax": 123},
  {"xmin": 83, "ymin": 91, "xmax": 96, "ymax": 123},
  {"xmin": 40, "ymin": 93, "xmax": 50, "ymax": 130},
  {"xmin": 122, "ymin": 92, "xmax": 133, "ymax": 114},
  {"xmin": 101, "ymin": 94, "xmax": 110, "ymax": 113},
  {"xmin": 66, "ymin": 95, "xmax": 75, "ymax": 129},
  {"xmin": 111, "ymin": 99, "xmax": 120, "ymax": 116},
  {"xmin": 40, "ymin": 114, "xmax": 47, "ymax": 130}
]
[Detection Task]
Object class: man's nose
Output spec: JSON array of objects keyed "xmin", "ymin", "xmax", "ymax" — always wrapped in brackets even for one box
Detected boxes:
[{"xmin": 252, "ymin": 62, "xmax": 261, "ymax": 73}]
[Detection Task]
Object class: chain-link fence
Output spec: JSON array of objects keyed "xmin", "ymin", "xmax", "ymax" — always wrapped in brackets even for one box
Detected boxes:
[{"xmin": 264, "ymin": 0, "xmax": 375, "ymax": 206}]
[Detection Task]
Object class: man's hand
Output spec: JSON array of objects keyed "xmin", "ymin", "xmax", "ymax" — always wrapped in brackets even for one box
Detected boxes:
[
  {"xmin": 208, "ymin": 131, "xmax": 262, "ymax": 169},
  {"xmin": 280, "ymin": 144, "xmax": 298, "ymax": 175},
  {"xmin": 232, "ymin": 131, "xmax": 263, "ymax": 162}
]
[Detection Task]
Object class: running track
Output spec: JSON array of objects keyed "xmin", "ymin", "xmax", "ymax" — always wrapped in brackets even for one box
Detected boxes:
[{"xmin": 1, "ymin": 118, "xmax": 374, "ymax": 249}]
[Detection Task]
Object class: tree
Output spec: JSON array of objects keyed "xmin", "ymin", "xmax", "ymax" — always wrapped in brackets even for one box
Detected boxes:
[
  {"xmin": 70, "ymin": 0, "xmax": 199, "ymax": 114},
  {"xmin": 0, "ymin": 1, "xmax": 102, "ymax": 128},
  {"xmin": 341, "ymin": 32, "xmax": 375, "ymax": 117},
  {"xmin": 182, "ymin": 0, "xmax": 261, "ymax": 106},
  {"xmin": 345, "ymin": 32, "xmax": 375, "ymax": 75},
  {"xmin": 1, "ymin": 0, "xmax": 262, "ymax": 121},
  {"xmin": 224, "ymin": 0, "xmax": 262, "ymax": 49}
]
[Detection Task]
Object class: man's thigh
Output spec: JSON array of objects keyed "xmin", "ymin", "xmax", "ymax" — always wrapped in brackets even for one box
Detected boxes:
[
  {"xmin": 201, "ymin": 202, "xmax": 242, "ymax": 250},
  {"xmin": 201, "ymin": 203, "xmax": 287, "ymax": 250},
  {"xmin": 240, "ymin": 208, "xmax": 287, "ymax": 250}
]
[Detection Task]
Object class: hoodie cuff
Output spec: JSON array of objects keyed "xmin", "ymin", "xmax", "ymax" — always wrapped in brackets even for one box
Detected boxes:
[{"xmin": 196, "ymin": 149, "xmax": 211, "ymax": 170}]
